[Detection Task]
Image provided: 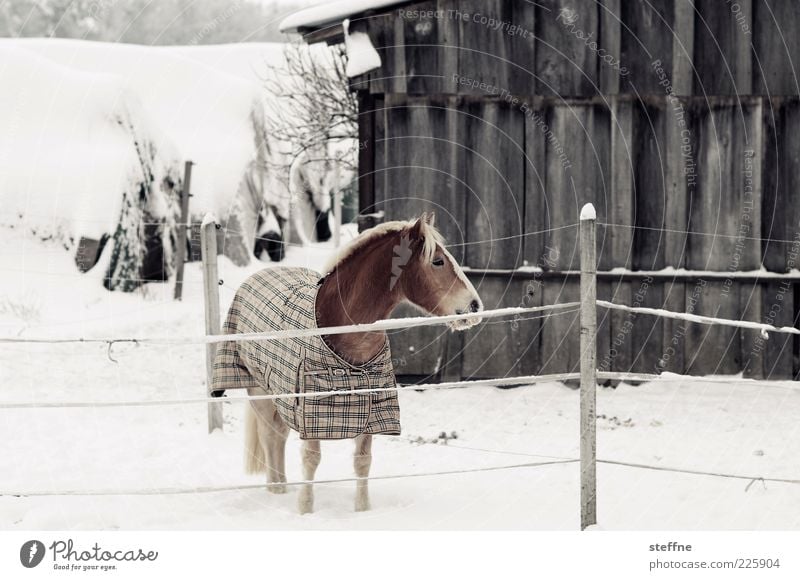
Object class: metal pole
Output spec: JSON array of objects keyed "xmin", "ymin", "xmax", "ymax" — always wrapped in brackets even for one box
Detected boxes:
[
  {"xmin": 201, "ymin": 214, "xmax": 223, "ymax": 433},
  {"xmin": 173, "ymin": 160, "xmax": 193, "ymax": 300},
  {"xmin": 579, "ymin": 202, "xmax": 597, "ymax": 530}
]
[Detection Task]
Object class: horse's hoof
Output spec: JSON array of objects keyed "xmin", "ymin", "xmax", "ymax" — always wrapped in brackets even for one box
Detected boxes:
[
  {"xmin": 268, "ymin": 484, "xmax": 287, "ymax": 494},
  {"xmin": 298, "ymin": 502, "xmax": 313, "ymax": 515},
  {"xmin": 355, "ymin": 499, "xmax": 371, "ymax": 512},
  {"xmin": 298, "ymin": 491, "xmax": 313, "ymax": 514}
]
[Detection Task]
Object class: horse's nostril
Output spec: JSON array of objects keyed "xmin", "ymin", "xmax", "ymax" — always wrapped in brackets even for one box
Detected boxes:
[{"xmin": 470, "ymin": 299, "xmax": 480, "ymax": 313}]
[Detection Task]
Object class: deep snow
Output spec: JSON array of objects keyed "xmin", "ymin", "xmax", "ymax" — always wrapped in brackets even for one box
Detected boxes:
[{"xmin": 1, "ymin": 226, "xmax": 799, "ymax": 530}]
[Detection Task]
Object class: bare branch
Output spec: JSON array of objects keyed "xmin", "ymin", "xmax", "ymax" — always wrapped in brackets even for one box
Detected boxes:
[{"xmin": 262, "ymin": 42, "xmax": 358, "ymax": 170}]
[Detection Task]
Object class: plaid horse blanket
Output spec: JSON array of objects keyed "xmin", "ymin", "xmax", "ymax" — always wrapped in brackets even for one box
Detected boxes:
[{"xmin": 212, "ymin": 267, "xmax": 401, "ymax": 440}]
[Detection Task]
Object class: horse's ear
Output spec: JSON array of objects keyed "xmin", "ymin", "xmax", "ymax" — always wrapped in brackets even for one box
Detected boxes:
[
  {"xmin": 409, "ymin": 213, "xmax": 427, "ymax": 241},
  {"xmin": 425, "ymin": 212, "xmax": 436, "ymax": 227}
]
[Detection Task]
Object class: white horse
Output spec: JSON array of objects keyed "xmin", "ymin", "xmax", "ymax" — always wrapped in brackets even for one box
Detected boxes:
[
  {"xmin": 253, "ymin": 140, "xmax": 354, "ymax": 260},
  {"xmin": 288, "ymin": 146, "xmax": 354, "ymax": 245}
]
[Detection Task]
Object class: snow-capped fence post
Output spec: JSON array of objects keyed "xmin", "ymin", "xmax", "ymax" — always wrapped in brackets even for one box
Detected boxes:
[
  {"xmin": 201, "ymin": 213, "xmax": 224, "ymax": 433},
  {"xmin": 174, "ymin": 160, "xmax": 194, "ymax": 300},
  {"xmin": 579, "ymin": 203, "xmax": 598, "ymax": 530}
]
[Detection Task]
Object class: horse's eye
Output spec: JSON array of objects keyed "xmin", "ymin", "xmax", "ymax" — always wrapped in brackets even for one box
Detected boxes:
[{"xmin": 432, "ymin": 257, "xmax": 445, "ymax": 267}]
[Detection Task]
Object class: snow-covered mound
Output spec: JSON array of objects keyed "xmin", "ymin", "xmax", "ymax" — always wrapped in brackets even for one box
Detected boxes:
[
  {"xmin": 0, "ymin": 44, "xmax": 181, "ymax": 290},
  {"xmin": 0, "ymin": 39, "xmax": 304, "ymax": 270},
  {"xmin": 1, "ymin": 38, "xmax": 352, "ymax": 281}
]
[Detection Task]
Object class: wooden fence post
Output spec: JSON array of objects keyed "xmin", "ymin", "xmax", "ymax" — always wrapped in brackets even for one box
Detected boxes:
[
  {"xmin": 201, "ymin": 214, "xmax": 223, "ymax": 433},
  {"xmin": 174, "ymin": 160, "xmax": 194, "ymax": 300},
  {"xmin": 579, "ymin": 203, "xmax": 598, "ymax": 530},
  {"xmin": 333, "ymin": 189, "xmax": 342, "ymax": 248}
]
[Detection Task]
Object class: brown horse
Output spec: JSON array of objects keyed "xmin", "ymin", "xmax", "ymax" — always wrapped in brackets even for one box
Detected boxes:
[{"xmin": 242, "ymin": 213, "xmax": 482, "ymax": 513}]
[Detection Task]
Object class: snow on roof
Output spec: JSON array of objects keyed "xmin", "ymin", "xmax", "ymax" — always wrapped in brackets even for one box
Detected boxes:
[
  {"xmin": 343, "ymin": 18, "xmax": 382, "ymax": 77},
  {"xmin": 279, "ymin": 0, "xmax": 410, "ymax": 32}
]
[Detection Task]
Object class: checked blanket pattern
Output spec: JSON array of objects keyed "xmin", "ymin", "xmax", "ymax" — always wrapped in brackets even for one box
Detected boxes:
[{"xmin": 212, "ymin": 267, "xmax": 401, "ymax": 440}]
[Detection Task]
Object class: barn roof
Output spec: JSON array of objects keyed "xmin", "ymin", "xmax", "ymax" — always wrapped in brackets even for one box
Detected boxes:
[{"xmin": 279, "ymin": 0, "xmax": 412, "ymax": 42}]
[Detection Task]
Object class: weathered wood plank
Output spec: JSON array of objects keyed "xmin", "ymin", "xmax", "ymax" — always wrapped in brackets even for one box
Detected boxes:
[
  {"xmin": 460, "ymin": 278, "xmax": 535, "ymax": 378},
  {"xmin": 599, "ymin": 0, "xmax": 621, "ymax": 95},
  {"xmin": 684, "ymin": 280, "xmax": 741, "ymax": 375},
  {"xmin": 762, "ymin": 281, "xmax": 795, "ymax": 379},
  {"xmin": 760, "ymin": 98, "xmax": 785, "ymax": 272},
  {"xmin": 388, "ymin": 303, "xmax": 450, "ymax": 380},
  {"xmin": 610, "ymin": 98, "xmax": 634, "ymax": 269},
  {"xmin": 523, "ymin": 96, "xmax": 548, "ymax": 267},
  {"xmin": 659, "ymin": 279, "xmax": 686, "ymax": 373},
  {"xmin": 379, "ymin": 95, "xmax": 465, "ymax": 241},
  {"xmin": 357, "ymin": 92, "xmax": 377, "ymax": 217},
  {"xmin": 629, "ymin": 277, "xmax": 665, "ymax": 374},
  {"xmin": 688, "ymin": 100, "xmax": 760, "ymax": 271},
  {"xmin": 684, "ymin": 99, "xmax": 762, "ymax": 375},
  {"xmin": 606, "ymin": 276, "xmax": 664, "ymax": 374},
  {"xmin": 535, "ymin": 0, "xmax": 599, "ymax": 97},
  {"xmin": 464, "ymin": 100, "xmax": 525, "ymax": 269},
  {"xmin": 401, "ymin": 0, "xmax": 459, "ymax": 94},
  {"xmin": 518, "ymin": 275, "xmax": 545, "ymax": 377},
  {"xmin": 694, "ymin": 0, "xmax": 753, "ymax": 94},
  {"xmin": 740, "ymin": 281, "xmax": 764, "ymax": 379},
  {"xmin": 545, "ymin": 103, "xmax": 611, "ymax": 271},
  {"xmin": 391, "ymin": 10, "xmax": 408, "ymax": 94},
  {"xmin": 619, "ymin": 0, "xmax": 673, "ymax": 94},
  {"xmin": 753, "ymin": 0, "xmax": 800, "ymax": 95},
  {"xmin": 539, "ymin": 279, "xmax": 581, "ymax": 374},
  {"xmin": 602, "ymin": 277, "xmax": 632, "ymax": 375},
  {"xmin": 771, "ymin": 99, "xmax": 800, "ymax": 272},
  {"xmin": 664, "ymin": 94, "xmax": 690, "ymax": 268},
  {"xmin": 671, "ymin": 0, "xmax": 695, "ymax": 96},
  {"xmin": 363, "ymin": 11, "xmax": 394, "ymax": 95},
  {"xmin": 632, "ymin": 98, "xmax": 667, "ymax": 270},
  {"xmin": 456, "ymin": 0, "xmax": 536, "ymax": 97}
]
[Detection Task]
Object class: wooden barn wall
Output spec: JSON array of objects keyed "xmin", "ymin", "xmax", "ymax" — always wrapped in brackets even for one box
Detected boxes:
[
  {"xmin": 350, "ymin": 0, "xmax": 800, "ymax": 380},
  {"xmin": 352, "ymin": 0, "xmax": 800, "ymax": 98},
  {"xmin": 365, "ymin": 93, "xmax": 800, "ymax": 380}
]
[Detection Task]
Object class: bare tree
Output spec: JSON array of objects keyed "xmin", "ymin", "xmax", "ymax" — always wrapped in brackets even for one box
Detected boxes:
[{"xmin": 262, "ymin": 42, "xmax": 358, "ymax": 170}]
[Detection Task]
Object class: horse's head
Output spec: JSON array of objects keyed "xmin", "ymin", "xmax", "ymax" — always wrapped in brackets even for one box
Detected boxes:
[
  {"xmin": 292, "ymin": 146, "xmax": 355, "ymax": 243},
  {"xmin": 395, "ymin": 213, "xmax": 483, "ymax": 330}
]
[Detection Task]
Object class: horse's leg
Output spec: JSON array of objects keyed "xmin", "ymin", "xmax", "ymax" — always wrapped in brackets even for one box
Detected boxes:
[
  {"xmin": 257, "ymin": 400, "xmax": 289, "ymax": 494},
  {"xmin": 298, "ymin": 439, "xmax": 321, "ymax": 514},
  {"xmin": 354, "ymin": 434, "xmax": 373, "ymax": 512}
]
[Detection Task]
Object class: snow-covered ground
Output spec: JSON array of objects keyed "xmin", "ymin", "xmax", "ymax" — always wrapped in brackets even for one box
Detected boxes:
[{"xmin": 1, "ymin": 227, "xmax": 799, "ymax": 530}]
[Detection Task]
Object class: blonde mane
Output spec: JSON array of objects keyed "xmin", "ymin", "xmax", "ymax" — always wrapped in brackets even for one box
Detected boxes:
[{"xmin": 323, "ymin": 217, "xmax": 444, "ymax": 274}]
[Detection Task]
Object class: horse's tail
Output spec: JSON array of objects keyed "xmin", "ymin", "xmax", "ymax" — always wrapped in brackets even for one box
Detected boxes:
[{"xmin": 244, "ymin": 404, "xmax": 266, "ymax": 474}]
